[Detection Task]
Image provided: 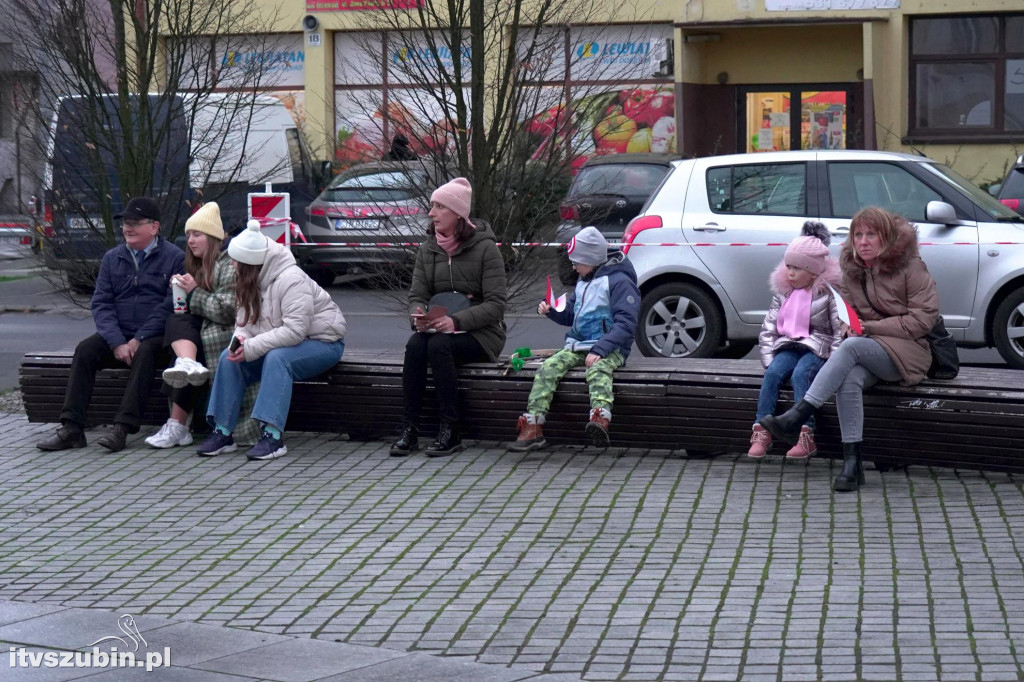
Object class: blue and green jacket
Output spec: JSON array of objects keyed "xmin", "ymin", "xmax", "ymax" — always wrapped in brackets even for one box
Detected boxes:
[{"xmin": 546, "ymin": 251, "xmax": 640, "ymax": 359}]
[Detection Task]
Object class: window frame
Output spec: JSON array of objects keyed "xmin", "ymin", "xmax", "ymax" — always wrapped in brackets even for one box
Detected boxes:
[
  {"xmin": 705, "ymin": 161, "xmax": 809, "ymax": 217},
  {"xmin": 908, "ymin": 12, "xmax": 1024, "ymax": 142}
]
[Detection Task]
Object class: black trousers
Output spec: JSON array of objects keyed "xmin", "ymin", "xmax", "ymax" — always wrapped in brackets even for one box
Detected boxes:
[
  {"xmin": 402, "ymin": 332, "xmax": 487, "ymax": 426},
  {"xmin": 61, "ymin": 333, "xmax": 170, "ymax": 432},
  {"xmin": 161, "ymin": 313, "xmax": 206, "ymax": 414}
]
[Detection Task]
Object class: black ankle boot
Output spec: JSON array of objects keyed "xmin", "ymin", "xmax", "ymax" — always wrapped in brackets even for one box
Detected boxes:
[
  {"xmin": 759, "ymin": 400, "xmax": 817, "ymax": 445},
  {"xmin": 833, "ymin": 442, "xmax": 865, "ymax": 493},
  {"xmin": 426, "ymin": 422, "xmax": 463, "ymax": 457},
  {"xmin": 390, "ymin": 424, "xmax": 419, "ymax": 456}
]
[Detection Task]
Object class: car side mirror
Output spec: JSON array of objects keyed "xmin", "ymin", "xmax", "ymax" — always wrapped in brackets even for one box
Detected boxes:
[
  {"xmin": 988, "ymin": 182, "xmax": 1002, "ymax": 197},
  {"xmin": 925, "ymin": 200, "xmax": 958, "ymax": 225}
]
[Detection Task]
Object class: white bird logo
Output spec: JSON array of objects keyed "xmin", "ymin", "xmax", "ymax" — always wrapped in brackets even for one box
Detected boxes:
[{"xmin": 89, "ymin": 614, "xmax": 148, "ymax": 651}]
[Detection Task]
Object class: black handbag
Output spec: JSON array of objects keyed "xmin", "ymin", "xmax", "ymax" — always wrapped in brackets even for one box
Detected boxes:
[
  {"xmin": 860, "ymin": 280, "xmax": 959, "ymax": 380},
  {"xmin": 922, "ymin": 316, "xmax": 959, "ymax": 380}
]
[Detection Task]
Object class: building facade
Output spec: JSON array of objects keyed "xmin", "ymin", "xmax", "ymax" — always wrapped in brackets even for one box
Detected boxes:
[{"xmin": 173, "ymin": 0, "xmax": 1024, "ymax": 184}]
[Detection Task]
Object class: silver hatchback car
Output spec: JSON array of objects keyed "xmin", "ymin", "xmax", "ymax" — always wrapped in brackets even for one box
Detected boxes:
[{"xmin": 623, "ymin": 150, "xmax": 1024, "ymax": 368}]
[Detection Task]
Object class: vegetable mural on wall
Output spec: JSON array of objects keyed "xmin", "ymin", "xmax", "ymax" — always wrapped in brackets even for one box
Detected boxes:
[{"xmin": 523, "ymin": 85, "xmax": 676, "ymax": 174}]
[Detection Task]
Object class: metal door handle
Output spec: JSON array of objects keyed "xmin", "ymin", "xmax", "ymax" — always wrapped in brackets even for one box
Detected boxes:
[
  {"xmin": 831, "ymin": 226, "xmax": 850, "ymax": 236},
  {"xmin": 693, "ymin": 223, "xmax": 727, "ymax": 232}
]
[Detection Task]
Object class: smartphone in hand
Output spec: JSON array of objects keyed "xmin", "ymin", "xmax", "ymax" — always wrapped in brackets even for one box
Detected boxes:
[{"xmin": 228, "ymin": 336, "xmax": 242, "ymax": 352}]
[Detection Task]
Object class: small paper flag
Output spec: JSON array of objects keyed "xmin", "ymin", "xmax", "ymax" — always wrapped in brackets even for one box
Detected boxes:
[
  {"xmin": 826, "ymin": 283, "xmax": 862, "ymax": 336},
  {"xmin": 545, "ymin": 275, "xmax": 567, "ymax": 312}
]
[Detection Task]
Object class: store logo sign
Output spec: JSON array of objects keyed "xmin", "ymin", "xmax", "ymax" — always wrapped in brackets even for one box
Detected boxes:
[
  {"xmin": 392, "ymin": 44, "xmax": 471, "ymax": 69},
  {"xmin": 574, "ymin": 40, "xmax": 652, "ymax": 65},
  {"xmin": 577, "ymin": 42, "xmax": 600, "ymax": 59}
]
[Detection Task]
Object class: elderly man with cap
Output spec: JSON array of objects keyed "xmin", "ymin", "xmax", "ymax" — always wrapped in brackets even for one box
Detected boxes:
[
  {"xmin": 508, "ymin": 225, "xmax": 640, "ymax": 452},
  {"xmin": 36, "ymin": 196, "xmax": 185, "ymax": 453}
]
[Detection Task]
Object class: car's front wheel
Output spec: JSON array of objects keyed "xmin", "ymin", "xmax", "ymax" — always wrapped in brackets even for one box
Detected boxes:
[
  {"xmin": 992, "ymin": 285, "xmax": 1024, "ymax": 369},
  {"xmin": 636, "ymin": 282, "xmax": 723, "ymax": 358}
]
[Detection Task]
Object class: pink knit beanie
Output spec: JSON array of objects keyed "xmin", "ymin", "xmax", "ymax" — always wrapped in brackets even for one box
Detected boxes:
[
  {"xmin": 784, "ymin": 221, "xmax": 831, "ymax": 275},
  {"xmin": 430, "ymin": 177, "xmax": 473, "ymax": 225}
]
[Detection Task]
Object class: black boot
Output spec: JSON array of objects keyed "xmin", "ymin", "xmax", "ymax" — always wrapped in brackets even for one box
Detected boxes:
[
  {"xmin": 426, "ymin": 422, "xmax": 463, "ymax": 457},
  {"xmin": 833, "ymin": 442, "xmax": 865, "ymax": 493},
  {"xmin": 758, "ymin": 400, "xmax": 817, "ymax": 446},
  {"xmin": 390, "ymin": 424, "xmax": 419, "ymax": 457}
]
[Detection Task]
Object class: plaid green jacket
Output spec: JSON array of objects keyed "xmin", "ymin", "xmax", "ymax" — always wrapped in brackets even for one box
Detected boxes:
[{"xmin": 189, "ymin": 250, "xmax": 260, "ymax": 444}]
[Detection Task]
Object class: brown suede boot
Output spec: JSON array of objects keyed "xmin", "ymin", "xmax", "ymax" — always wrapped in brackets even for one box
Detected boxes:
[{"xmin": 508, "ymin": 414, "xmax": 547, "ymax": 452}]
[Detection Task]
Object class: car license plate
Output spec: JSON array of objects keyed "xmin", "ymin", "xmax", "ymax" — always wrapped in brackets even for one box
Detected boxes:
[
  {"xmin": 333, "ymin": 218, "xmax": 380, "ymax": 232},
  {"xmin": 67, "ymin": 217, "xmax": 98, "ymax": 231}
]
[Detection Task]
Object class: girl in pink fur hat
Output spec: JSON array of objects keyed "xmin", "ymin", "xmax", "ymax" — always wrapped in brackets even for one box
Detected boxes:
[{"xmin": 749, "ymin": 221, "xmax": 842, "ymax": 460}]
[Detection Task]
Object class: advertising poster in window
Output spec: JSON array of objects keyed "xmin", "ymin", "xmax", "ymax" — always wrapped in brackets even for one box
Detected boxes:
[
  {"xmin": 386, "ymin": 32, "xmax": 472, "ymax": 86},
  {"xmin": 334, "ymin": 32, "xmax": 385, "ymax": 86},
  {"xmin": 178, "ymin": 34, "xmax": 305, "ymax": 91},
  {"xmin": 520, "ymin": 84, "xmax": 676, "ymax": 173},
  {"xmin": 568, "ymin": 25, "xmax": 673, "ymax": 83},
  {"xmin": 334, "ymin": 88, "xmax": 471, "ymax": 167}
]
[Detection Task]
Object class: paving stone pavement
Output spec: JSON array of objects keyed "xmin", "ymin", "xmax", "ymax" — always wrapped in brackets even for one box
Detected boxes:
[{"xmin": 2, "ymin": 412, "xmax": 1024, "ymax": 681}]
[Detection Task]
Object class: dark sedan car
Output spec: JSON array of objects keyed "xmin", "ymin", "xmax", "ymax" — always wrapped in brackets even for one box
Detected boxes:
[
  {"xmin": 555, "ymin": 153, "xmax": 684, "ymax": 241},
  {"xmin": 292, "ymin": 160, "xmax": 449, "ymax": 286}
]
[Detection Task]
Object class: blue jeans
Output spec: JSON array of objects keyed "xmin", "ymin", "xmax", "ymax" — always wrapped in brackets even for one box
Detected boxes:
[
  {"xmin": 756, "ymin": 347, "xmax": 825, "ymax": 430},
  {"xmin": 207, "ymin": 339, "xmax": 344, "ymax": 434}
]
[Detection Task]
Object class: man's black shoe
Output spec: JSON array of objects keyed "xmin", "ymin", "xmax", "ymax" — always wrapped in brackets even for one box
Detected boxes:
[
  {"xmin": 97, "ymin": 423, "xmax": 129, "ymax": 452},
  {"xmin": 37, "ymin": 425, "xmax": 86, "ymax": 451}
]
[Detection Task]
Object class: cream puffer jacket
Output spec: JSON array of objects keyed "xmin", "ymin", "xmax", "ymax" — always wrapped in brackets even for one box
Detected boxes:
[
  {"xmin": 235, "ymin": 240, "xmax": 347, "ymax": 361},
  {"xmin": 758, "ymin": 257, "xmax": 843, "ymax": 368}
]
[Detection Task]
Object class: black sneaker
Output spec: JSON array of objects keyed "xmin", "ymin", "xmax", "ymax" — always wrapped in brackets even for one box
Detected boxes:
[
  {"xmin": 196, "ymin": 431, "xmax": 237, "ymax": 457},
  {"xmin": 96, "ymin": 423, "xmax": 129, "ymax": 452},
  {"xmin": 246, "ymin": 431, "xmax": 287, "ymax": 461},
  {"xmin": 37, "ymin": 425, "xmax": 86, "ymax": 451}
]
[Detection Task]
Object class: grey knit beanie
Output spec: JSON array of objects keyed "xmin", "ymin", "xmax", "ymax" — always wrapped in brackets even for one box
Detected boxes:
[{"xmin": 566, "ymin": 226, "xmax": 609, "ymax": 267}]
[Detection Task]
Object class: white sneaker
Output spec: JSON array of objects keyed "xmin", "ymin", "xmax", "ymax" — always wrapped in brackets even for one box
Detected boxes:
[
  {"xmin": 145, "ymin": 418, "xmax": 194, "ymax": 448},
  {"xmin": 162, "ymin": 357, "xmax": 191, "ymax": 389},
  {"xmin": 184, "ymin": 358, "xmax": 210, "ymax": 386}
]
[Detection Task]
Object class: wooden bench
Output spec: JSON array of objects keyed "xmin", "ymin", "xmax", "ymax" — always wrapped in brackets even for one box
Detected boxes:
[{"xmin": 19, "ymin": 350, "xmax": 1024, "ymax": 474}]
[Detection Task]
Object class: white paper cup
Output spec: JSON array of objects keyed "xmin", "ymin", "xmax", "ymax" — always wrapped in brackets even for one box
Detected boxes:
[{"xmin": 171, "ymin": 278, "xmax": 187, "ymax": 314}]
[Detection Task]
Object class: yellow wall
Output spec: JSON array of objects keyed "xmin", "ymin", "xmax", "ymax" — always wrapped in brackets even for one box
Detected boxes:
[{"xmin": 681, "ymin": 25, "xmax": 862, "ymax": 85}]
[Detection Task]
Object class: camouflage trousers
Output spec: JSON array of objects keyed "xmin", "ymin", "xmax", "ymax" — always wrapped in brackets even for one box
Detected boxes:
[{"xmin": 527, "ymin": 349, "xmax": 625, "ymax": 416}]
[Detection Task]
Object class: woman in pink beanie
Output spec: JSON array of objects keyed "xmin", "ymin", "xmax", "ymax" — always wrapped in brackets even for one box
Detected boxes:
[
  {"xmin": 749, "ymin": 221, "xmax": 842, "ymax": 460},
  {"xmin": 391, "ymin": 177, "xmax": 507, "ymax": 457}
]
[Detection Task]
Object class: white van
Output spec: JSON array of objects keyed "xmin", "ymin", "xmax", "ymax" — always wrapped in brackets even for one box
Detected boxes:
[{"xmin": 41, "ymin": 92, "xmax": 318, "ymax": 273}]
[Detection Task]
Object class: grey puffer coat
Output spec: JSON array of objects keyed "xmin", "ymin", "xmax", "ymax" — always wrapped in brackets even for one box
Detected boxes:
[{"xmin": 759, "ymin": 257, "xmax": 843, "ymax": 368}]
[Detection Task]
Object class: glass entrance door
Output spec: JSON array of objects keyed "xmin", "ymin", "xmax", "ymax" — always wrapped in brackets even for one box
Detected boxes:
[{"xmin": 742, "ymin": 86, "xmax": 850, "ymax": 153}]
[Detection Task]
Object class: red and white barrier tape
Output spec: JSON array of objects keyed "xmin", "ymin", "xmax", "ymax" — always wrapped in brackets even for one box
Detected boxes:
[{"xmin": 280, "ymin": 240, "xmax": 1023, "ymax": 248}]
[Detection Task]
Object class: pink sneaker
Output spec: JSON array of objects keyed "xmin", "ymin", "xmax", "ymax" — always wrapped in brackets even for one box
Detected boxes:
[
  {"xmin": 748, "ymin": 424, "xmax": 771, "ymax": 458},
  {"xmin": 786, "ymin": 426, "xmax": 817, "ymax": 459}
]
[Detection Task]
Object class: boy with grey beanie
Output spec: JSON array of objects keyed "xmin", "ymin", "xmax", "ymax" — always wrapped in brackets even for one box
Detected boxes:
[{"xmin": 509, "ymin": 226, "xmax": 640, "ymax": 450}]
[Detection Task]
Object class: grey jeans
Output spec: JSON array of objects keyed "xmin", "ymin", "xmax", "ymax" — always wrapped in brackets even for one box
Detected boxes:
[{"xmin": 803, "ymin": 337, "xmax": 901, "ymax": 443}]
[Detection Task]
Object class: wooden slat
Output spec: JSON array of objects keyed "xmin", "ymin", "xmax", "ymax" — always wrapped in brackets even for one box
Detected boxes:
[{"xmin": 20, "ymin": 350, "xmax": 1024, "ymax": 473}]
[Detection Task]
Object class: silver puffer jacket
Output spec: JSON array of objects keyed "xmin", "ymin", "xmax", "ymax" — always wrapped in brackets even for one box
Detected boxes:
[{"xmin": 758, "ymin": 258, "xmax": 843, "ymax": 368}]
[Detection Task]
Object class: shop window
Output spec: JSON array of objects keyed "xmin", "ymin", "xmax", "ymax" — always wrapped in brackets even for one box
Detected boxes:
[
  {"xmin": 707, "ymin": 163, "xmax": 806, "ymax": 216},
  {"xmin": 827, "ymin": 162, "xmax": 941, "ymax": 221},
  {"xmin": 910, "ymin": 13, "xmax": 1024, "ymax": 137}
]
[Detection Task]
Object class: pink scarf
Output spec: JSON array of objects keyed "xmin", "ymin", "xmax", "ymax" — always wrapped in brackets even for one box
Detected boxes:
[
  {"xmin": 435, "ymin": 231, "xmax": 459, "ymax": 255},
  {"xmin": 776, "ymin": 287, "xmax": 813, "ymax": 339}
]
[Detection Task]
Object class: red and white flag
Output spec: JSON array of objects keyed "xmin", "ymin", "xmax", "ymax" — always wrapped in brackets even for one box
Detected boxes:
[
  {"xmin": 826, "ymin": 283, "xmax": 862, "ymax": 335},
  {"xmin": 545, "ymin": 275, "xmax": 567, "ymax": 312}
]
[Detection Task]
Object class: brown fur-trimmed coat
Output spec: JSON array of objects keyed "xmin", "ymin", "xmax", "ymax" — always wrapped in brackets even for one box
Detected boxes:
[{"xmin": 840, "ymin": 220, "xmax": 939, "ymax": 386}]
